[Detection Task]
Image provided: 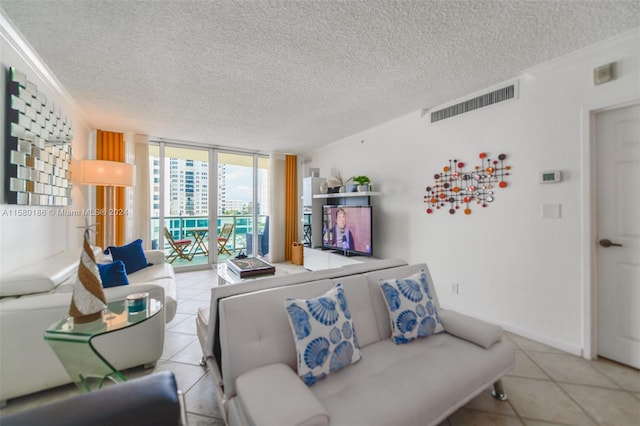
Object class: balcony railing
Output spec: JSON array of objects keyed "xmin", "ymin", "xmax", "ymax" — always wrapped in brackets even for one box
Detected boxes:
[{"xmin": 151, "ymin": 214, "xmax": 268, "ymax": 266}]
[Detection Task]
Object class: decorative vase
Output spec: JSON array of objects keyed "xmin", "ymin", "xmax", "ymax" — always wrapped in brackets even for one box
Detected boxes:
[
  {"xmin": 357, "ymin": 184, "xmax": 369, "ymax": 192},
  {"xmin": 69, "ymin": 228, "xmax": 107, "ymax": 323}
]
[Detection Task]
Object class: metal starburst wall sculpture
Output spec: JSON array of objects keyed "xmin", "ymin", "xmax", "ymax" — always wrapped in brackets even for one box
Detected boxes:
[{"xmin": 424, "ymin": 152, "xmax": 511, "ymax": 215}]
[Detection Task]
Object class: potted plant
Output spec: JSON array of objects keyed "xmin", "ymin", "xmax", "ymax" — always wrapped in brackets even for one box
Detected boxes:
[{"xmin": 353, "ymin": 175, "xmax": 371, "ymax": 192}]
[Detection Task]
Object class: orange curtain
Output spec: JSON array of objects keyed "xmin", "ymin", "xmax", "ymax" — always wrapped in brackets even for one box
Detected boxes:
[
  {"xmin": 96, "ymin": 130, "xmax": 125, "ymax": 248},
  {"xmin": 284, "ymin": 155, "xmax": 298, "ymax": 260}
]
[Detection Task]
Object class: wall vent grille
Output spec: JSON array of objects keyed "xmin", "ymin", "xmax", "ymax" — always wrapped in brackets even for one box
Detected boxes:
[{"xmin": 430, "ymin": 84, "xmax": 516, "ymax": 123}]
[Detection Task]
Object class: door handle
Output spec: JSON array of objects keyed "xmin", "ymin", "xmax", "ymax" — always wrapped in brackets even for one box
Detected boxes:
[{"xmin": 599, "ymin": 239, "xmax": 623, "ymax": 248}]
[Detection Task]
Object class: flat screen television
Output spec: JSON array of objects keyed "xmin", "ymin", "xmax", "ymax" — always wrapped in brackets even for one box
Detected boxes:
[{"xmin": 322, "ymin": 205, "xmax": 372, "ymax": 256}]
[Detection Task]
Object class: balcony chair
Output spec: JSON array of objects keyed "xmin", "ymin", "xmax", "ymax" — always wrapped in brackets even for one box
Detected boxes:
[
  {"xmin": 164, "ymin": 227, "xmax": 194, "ymax": 264},
  {"xmin": 216, "ymin": 223, "xmax": 235, "ymax": 255}
]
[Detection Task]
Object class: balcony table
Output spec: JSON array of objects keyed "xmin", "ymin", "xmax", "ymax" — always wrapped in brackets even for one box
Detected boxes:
[{"xmin": 188, "ymin": 227, "xmax": 209, "ymax": 257}]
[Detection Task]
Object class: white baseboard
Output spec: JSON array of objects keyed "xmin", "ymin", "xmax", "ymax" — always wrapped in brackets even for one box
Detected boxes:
[
  {"xmin": 499, "ymin": 323, "xmax": 582, "ymax": 357},
  {"xmin": 440, "ymin": 304, "xmax": 583, "ymax": 357}
]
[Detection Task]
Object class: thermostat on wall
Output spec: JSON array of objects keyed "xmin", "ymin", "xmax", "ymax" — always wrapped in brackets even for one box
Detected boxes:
[{"xmin": 539, "ymin": 170, "xmax": 562, "ymax": 184}]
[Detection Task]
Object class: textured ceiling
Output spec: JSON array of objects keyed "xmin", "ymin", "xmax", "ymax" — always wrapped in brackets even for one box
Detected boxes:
[{"xmin": 1, "ymin": 1, "xmax": 639, "ymax": 154}]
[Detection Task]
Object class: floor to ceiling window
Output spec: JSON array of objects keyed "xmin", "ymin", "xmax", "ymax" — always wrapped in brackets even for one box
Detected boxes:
[
  {"xmin": 150, "ymin": 143, "xmax": 269, "ymax": 269},
  {"xmin": 217, "ymin": 153, "xmax": 270, "ymax": 259},
  {"xmin": 149, "ymin": 145, "xmax": 210, "ymax": 268},
  {"xmin": 254, "ymin": 156, "xmax": 270, "ymax": 257}
]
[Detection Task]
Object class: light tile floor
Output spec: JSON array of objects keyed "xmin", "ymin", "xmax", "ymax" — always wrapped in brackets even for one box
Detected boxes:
[{"xmin": 1, "ymin": 266, "xmax": 639, "ymax": 426}]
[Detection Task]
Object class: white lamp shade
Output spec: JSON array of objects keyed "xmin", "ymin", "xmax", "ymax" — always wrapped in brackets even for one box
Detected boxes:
[{"xmin": 79, "ymin": 160, "xmax": 135, "ymax": 187}]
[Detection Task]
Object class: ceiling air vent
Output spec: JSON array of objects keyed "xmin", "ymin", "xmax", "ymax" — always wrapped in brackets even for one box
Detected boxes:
[{"xmin": 430, "ymin": 83, "xmax": 516, "ymax": 123}]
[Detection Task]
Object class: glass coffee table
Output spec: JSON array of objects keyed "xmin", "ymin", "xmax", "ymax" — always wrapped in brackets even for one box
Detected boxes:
[{"xmin": 44, "ymin": 297, "xmax": 162, "ymax": 392}]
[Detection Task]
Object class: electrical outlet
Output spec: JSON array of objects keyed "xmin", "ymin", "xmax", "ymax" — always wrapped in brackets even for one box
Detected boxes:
[{"xmin": 451, "ymin": 282, "xmax": 459, "ymax": 294}]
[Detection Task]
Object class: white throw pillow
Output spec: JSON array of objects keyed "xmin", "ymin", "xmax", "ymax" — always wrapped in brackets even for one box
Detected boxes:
[
  {"xmin": 379, "ymin": 270, "xmax": 444, "ymax": 344},
  {"xmin": 285, "ymin": 283, "xmax": 361, "ymax": 386}
]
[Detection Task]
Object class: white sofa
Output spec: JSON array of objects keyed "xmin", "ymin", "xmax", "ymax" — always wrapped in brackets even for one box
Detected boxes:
[
  {"xmin": 199, "ymin": 261, "xmax": 514, "ymax": 425},
  {"xmin": 0, "ymin": 248, "xmax": 177, "ymax": 405}
]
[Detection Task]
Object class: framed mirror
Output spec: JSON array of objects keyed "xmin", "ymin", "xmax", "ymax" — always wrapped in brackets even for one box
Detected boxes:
[{"xmin": 5, "ymin": 67, "xmax": 73, "ymax": 206}]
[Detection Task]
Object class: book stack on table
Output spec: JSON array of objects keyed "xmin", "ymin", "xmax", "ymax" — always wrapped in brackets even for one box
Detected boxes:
[{"xmin": 226, "ymin": 257, "xmax": 276, "ymax": 278}]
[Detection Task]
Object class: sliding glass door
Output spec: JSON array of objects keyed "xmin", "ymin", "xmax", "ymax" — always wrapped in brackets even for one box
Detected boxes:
[
  {"xmin": 217, "ymin": 153, "xmax": 270, "ymax": 259},
  {"xmin": 150, "ymin": 145, "xmax": 210, "ymax": 268},
  {"xmin": 150, "ymin": 143, "xmax": 269, "ymax": 269}
]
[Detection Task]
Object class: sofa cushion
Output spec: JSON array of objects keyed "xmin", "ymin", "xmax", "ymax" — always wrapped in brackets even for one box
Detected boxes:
[
  {"xmin": 379, "ymin": 270, "xmax": 444, "ymax": 344},
  {"xmin": 309, "ymin": 333, "xmax": 515, "ymax": 426},
  {"xmin": 127, "ymin": 262, "xmax": 175, "ymax": 284},
  {"xmin": 107, "ymin": 239, "xmax": 150, "ymax": 274},
  {"xmin": 285, "ymin": 283, "xmax": 362, "ymax": 386},
  {"xmin": 98, "ymin": 261, "xmax": 129, "ymax": 288}
]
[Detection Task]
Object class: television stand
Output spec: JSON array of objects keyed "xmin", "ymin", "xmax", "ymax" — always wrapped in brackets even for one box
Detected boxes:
[
  {"xmin": 330, "ymin": 249, "xmax": 363, "ymax": 257},
  {"xmin": 304, "ymin": 247, "xmax": 375, "ymax": 271}
]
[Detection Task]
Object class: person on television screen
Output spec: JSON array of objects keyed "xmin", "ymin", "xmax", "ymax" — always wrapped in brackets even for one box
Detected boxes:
[{"xmin": 330, "ymin": 207, "xmax": 355, "ymax": 250}]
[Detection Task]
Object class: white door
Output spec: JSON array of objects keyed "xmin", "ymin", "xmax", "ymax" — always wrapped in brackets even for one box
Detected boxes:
[{"xmin": 596, "ymin": 104, "xmax": 640, "ymax": 369}]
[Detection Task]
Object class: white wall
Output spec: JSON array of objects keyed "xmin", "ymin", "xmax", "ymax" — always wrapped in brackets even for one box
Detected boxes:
[
  {"xmin": 304, "ymin": 30, "xmax": 640, "ymax": 355},
  {"xmin": 0, "ymin": 20, "xmax": 92, "ymax": 276}
]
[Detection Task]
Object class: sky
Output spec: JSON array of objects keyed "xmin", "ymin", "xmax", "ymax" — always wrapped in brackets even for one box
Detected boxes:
[{"xmin": 225, "ymin": 165, "xmax": 253, "ymax": 202}]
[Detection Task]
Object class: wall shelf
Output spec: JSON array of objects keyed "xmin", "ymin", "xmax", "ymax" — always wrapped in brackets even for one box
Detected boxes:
[{"xmin": 313, "ymin": 192, "xmax": 381, "ymax": 199}]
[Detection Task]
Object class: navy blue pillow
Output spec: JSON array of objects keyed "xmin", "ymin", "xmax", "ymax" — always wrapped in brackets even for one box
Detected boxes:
[
  {"xmin": 107, "ymin": 239, "xmax": 151, "ymax": 274},
  {"xmin": 98, "ymin": 260, "xmax": 130, "ymax": 288}
]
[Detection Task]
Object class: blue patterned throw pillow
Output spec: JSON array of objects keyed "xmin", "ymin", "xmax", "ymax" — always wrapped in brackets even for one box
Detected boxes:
[
  {"xmin": 379, "ymin": 270, "xmax": 444, "ymax": 344},
  {"xmin": 285, "ymin": 283, "xmax": 361, "ymax": 386}
]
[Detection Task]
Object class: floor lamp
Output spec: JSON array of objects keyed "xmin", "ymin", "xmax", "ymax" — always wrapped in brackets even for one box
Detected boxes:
[{"xmin": 79, "ymin": 160, "xmax": 135, "ymax": 248}]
